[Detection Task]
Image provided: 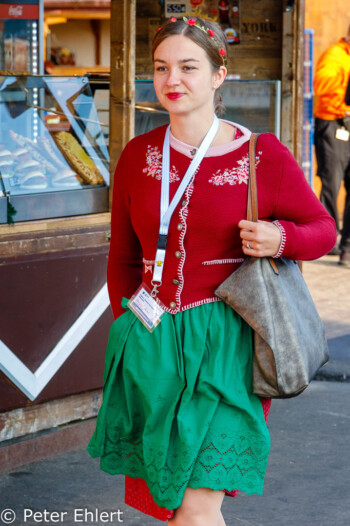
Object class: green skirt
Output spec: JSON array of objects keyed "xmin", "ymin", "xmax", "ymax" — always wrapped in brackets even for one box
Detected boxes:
[{"xmin": 87, "ymin": 297, "xmax": 270, "ymax": 511}]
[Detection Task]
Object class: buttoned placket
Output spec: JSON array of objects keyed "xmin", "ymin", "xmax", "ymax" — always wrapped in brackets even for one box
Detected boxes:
[{"xmin": 151, "ymin": 116, "xmax": 220, "ymax": 304}]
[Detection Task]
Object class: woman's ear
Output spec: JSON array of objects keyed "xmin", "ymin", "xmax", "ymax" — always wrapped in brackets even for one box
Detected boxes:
[{"xmin": 213, "ymin": 65, "xmax": 227, "ymax": 89}]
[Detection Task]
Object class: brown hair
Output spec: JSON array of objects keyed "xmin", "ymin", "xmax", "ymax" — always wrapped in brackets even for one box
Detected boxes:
[{"xmin": 152, "ymin": 17, "xmax": 228, "ymax": 115}]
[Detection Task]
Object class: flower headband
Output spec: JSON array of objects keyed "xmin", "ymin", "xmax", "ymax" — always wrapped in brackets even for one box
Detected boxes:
[{"xmin": 158, "ymin": 16, "xmax": 227, "ymax": 67}]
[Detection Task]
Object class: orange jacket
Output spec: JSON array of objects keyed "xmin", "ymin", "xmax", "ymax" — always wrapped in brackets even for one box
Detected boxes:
[{"xmin": 314, "ymin": 38, "xmax": 350, "ymax": 120}]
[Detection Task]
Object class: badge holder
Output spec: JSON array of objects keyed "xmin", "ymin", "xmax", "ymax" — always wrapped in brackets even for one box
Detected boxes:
[
  {"xmin": 127, "ymin": 283, "xmax": 166, "ymax": 333},
  {"xmin": 335, "ymin": 127, "xmax": 350, "ymax": 142}
]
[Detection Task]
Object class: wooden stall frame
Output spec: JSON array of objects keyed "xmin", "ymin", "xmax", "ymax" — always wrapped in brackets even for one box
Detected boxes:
[
  {"xmin": 109, "ymin": 0, "xmax": 136, "ymax": 209},
  {"xmin": 281, "ymin": 0, "xmax": 305, "ymax": 162},
  {"xmin": 0, "ymin": 213, "xmax": 111, "ymax": 237}
]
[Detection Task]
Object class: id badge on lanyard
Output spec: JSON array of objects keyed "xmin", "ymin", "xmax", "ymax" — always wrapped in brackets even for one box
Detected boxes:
[
  {"xmin": 127, "ymin": 283, "xmax": 166, "ymax": 332},
  {"xmin": 128, "ymin": 116, "xmax": 220, "ymax": 332}
]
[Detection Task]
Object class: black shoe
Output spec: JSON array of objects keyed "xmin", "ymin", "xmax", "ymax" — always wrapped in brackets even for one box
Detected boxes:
[{"xmin": 339, "ymin": 250, "xmax": 350, "ymax": 266}]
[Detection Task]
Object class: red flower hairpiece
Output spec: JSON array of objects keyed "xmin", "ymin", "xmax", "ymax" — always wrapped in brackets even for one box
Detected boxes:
[
  {"xmin": 182, "ymin": 17, "xmax": 227, "ymax": 67},
  {"xmin": 158, "ymin": 17, "xmax": 176, "ymax": 31}
]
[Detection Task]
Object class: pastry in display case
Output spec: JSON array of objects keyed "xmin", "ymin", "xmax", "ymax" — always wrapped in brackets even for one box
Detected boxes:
[{"xmin": 0, "ymin": 75, "xmax": 109, "ymax": 223}]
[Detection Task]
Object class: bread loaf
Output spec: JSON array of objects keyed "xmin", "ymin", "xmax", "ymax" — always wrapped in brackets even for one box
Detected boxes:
[{"xmin": 54, "ymin": 132, "xmax": 104, "ymax": 185}]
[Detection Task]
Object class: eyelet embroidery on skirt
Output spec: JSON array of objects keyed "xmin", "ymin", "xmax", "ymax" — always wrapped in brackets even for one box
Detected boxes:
[{"xmin": 100, "ymin": 424, "xmax": 269, "ymax": 510}]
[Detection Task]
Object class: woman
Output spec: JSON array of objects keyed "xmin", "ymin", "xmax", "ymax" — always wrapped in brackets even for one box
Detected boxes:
[{"xmin": 87, "ymin": 17, "xmax": 336, "ymax": 526}]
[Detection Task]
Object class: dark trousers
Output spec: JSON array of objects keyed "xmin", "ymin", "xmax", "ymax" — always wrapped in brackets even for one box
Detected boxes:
[
  {"xmin": 314, "ymin": 118, "xmax": 350, "ymax": 250},
  {"xmin": 342, "ymin": 172, "xmax": 350, "ymax": 251}
]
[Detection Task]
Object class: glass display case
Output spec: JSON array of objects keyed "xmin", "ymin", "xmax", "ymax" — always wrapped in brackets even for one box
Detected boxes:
[
  {"xmin": 135, "ymin": 78, "xmax": 281, "ymax": 137},
  {"xmin": 0, "ymin": 75, "xmax": 109, "ymax": 223}
]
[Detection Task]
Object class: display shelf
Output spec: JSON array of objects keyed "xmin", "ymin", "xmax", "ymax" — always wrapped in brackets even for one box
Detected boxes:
[{"xmin": 0, "ymin": 75, "xmax": 109, "ymax": 223}]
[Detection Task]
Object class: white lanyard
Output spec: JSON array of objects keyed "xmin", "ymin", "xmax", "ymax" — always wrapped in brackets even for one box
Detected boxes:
[{"xmin": 151, "ymin": 115, "xmax": 219, "ymax": 295}]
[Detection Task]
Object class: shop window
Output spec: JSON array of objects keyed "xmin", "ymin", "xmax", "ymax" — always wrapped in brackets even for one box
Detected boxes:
[{"xmin": 0, "ymin": 75, "xmax": 109, "ymax": 223}]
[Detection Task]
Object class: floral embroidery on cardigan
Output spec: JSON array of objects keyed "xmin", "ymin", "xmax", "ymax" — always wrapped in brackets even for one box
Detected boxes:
[
  {"xmin": 208, "ymin": 151, "xmax": 262, "ymax": 186},
  {"xmin": 143, "ymin": 146, "xmax": 180, "ymax": 182}
]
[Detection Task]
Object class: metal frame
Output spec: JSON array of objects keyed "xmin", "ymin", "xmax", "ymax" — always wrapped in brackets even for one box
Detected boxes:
[
  {"xmin": 0, "ymin": 186, "xmax": 108, "ymax": 224},
  {"xmin": 275, "ymin": 80, "xmax": 281, "ymax": 141},
  {"xmin": 39, "ymin": 0, "xmax": 44, "ymax": 74}
]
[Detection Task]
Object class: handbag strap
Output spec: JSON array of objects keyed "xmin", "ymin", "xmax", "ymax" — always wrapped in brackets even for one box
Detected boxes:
[
  {"xmin": 247, "ymin": 132, "xmax": 279, "ymax": 274},
  {"xmin": 247, "ymin": 133, "xmax": 259, "ymax": 223}
]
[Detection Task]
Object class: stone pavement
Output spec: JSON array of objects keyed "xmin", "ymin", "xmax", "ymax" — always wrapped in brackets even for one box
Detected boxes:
[
  {"xmin": 302, "ymin": 255, "xmax": 350, "ymax": 381},
  {"xmin": 0, "ymin": 381, "xmax": 349, "ymax": 526}
]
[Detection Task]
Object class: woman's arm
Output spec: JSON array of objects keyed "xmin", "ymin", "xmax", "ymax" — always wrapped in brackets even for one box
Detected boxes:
[
  {"xmin": 238, "ymin": 135, "xmax": 337, "ymax": 260},
  {"xmin": 107, "ymin": 143, "xmax": 143, "ymax": 319}
]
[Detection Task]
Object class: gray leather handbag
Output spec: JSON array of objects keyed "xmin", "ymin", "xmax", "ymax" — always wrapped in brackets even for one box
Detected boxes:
[{"xmin": 215, "ymin": 133, "xmax": 329, "ymax": 398}]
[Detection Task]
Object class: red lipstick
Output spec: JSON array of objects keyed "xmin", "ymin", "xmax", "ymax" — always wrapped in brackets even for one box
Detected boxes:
[{"xmin": 166, "ymin": 92, "xmax": 184, "ymax": 100}]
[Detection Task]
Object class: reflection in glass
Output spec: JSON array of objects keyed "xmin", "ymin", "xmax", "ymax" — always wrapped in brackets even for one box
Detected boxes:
[
  {"xmin": 0, "ymin": 75, "xmax": 109, "ymax": 197},
  {"xmin": 135, "ymin": 79, "xmax": 281, "ymax": 137}
]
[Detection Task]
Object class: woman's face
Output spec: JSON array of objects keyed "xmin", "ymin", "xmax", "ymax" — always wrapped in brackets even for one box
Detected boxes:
[{"xmin": 153, "ymin": 34, "xmax": 225, "ymax": 118}]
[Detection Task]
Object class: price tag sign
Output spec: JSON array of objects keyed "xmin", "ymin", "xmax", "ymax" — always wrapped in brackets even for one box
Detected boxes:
[{"xmin": 164, "ymin": 0, "xmax": 191, "ymax": 17}]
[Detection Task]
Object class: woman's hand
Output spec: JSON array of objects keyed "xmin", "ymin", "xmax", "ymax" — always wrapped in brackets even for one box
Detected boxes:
[{"xmin": 238, "ymin": 219, "xmax": 282, "ymax": 257}]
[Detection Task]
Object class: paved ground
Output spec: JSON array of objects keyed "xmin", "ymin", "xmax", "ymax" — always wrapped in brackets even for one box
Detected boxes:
[
  {"xmin": 0, "ymin": 255, "xmax": 349, "ymax": 526},
  {"xmin": 302, "ymin": 255, "xmax": 350, "ymax": 381},
  {"xmin": 0, "ymin": 381, "xmax": 349, "ymax": 526}
]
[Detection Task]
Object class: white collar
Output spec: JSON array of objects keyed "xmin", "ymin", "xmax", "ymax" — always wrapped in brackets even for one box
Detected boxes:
[{"xmin": 169, "ymin": 120, "xmax": 251, "ymax": 158}]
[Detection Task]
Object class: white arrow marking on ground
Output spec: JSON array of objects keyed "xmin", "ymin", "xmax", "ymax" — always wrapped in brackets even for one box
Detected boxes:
[{"xmin": 0, "ymin": 283, "xmax": 110, "ymax": 401}]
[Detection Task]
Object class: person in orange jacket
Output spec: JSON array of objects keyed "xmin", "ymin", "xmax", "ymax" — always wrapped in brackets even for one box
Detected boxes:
[{"xmin": 314, "ymin": 27, "xmax": 350, "ymax": 265}]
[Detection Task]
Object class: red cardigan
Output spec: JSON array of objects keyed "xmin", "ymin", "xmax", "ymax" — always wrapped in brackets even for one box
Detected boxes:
[{"xmin": 107, "ymin": 123, "xmax": 336, "ymax": 319}]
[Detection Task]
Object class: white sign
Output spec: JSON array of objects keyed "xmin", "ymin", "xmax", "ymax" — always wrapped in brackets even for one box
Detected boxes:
[{"xmin": 164, "ymin": 0, "xmax": 193, "ymax": 17}]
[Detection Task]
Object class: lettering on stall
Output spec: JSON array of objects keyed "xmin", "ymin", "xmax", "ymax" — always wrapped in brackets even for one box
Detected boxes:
[
  {"xmin": 0, "ymin": 3, "xmax": 39, "ymax": 20},
  {"xmin": 8, "ymin": 6, "xmax": 24, "ymax": 17},
  {"xmin": 241, "ymin": 19, "xmax": 281, "ymax": 37}
]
